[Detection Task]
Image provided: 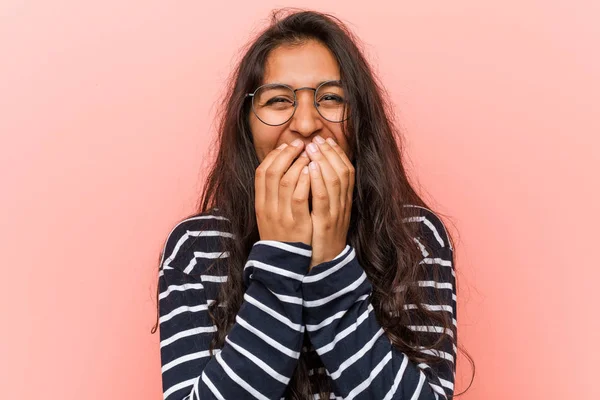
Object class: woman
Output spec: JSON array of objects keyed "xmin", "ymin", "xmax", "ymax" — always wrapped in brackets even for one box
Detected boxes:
[{"xmin": 152, "ymin": 9, "xmax": 473, "ymax": 400}]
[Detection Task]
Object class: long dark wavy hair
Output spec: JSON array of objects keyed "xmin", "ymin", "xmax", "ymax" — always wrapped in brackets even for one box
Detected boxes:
[{"xmin": 151, "ymin": 8, "xmax": 474, "ymax": 399}]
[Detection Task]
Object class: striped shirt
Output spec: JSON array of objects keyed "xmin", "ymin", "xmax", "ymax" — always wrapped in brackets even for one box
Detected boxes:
[{"xmin": 158, "ymin": 205, "xmax": 457, "ymax": 399}]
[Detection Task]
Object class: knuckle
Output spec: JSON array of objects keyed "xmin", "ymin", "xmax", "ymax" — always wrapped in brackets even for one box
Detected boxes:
[
  {"xmin": 321, "ymin": 220, "xmax": 332, "ymax": 230},
  {"xmin": 280, "ymin": 178, "xmax": 294, "ymax": 188},
  {"xmin": 315, "ymin": 191, "xmax": 328, "ymax": 200},
  {"xmin": 265, "ymin": 168, "xmax": 278, "ymax": 179},
  {"xmin": 329, "ymin": 177, "xmax": 341, "ymax": 187}
]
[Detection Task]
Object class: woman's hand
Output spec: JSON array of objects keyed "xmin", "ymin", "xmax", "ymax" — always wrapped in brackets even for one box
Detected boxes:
[
  {"xmin": 305, "ymin": 135, "xmax": 355, "ymax": 270},
  {"xmin": 255, "ymin": 139, "xmax": 313, "ymax": 246}
]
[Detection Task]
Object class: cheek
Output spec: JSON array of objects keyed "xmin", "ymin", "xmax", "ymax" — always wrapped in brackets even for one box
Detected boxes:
[{"xmin": 250, "ymin": 115, "xmax": 285, "ymax": 161}]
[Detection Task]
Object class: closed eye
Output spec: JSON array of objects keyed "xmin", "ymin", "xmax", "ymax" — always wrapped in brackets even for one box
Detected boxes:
[{"xmin": 265, "ymin": 97, "xmax": 294, "ymax": 105}]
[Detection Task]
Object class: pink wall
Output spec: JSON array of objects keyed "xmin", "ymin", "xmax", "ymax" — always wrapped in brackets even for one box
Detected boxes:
[{"xmin": 1, "ymin": 1, "xmax": 598, "ymax": 399}]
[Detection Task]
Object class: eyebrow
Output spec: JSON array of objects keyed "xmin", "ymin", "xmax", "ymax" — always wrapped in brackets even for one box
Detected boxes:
[{"xmin": 263, "ymin": 79, "xmax": 342, "ymax": 88}]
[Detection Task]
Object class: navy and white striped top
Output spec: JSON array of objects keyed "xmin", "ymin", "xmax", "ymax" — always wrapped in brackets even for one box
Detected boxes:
[{"xmin": 157, "ymin": 205, "xmax": 457, "ymax": 399}]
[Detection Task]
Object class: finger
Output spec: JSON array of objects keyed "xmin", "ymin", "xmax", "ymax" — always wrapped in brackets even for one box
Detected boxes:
[
  {"xmin": 280, "ymin": 152, "xmax": 310, "ymax": 219},
  {"xmin": 325, "ymin": 137, "xmax": 353, "ymax": 170},
  {"xmin": 313, "ymin": 137, "xmax": 349, "ymax": 210},
  {"xmin": 306, "ymin": 141, "xmax": 340, "ymax": 216},
  {"xmin": 264, "ymin": 141, "xmax": 305, "ymax": 214},
  {"xmin": 255, "ymin": 142, "xmax": 288, "ymax": 211},
  {"xmin": 291, "ymin": 161, "xmax": 312, "ymax": 220},
  {"xmin": 308, "ymin": 160, "xmax": 329, "ymax": 218},
  {"xmin": 325, "ymin": 137, "xmax": 355, "ymax": 221}
]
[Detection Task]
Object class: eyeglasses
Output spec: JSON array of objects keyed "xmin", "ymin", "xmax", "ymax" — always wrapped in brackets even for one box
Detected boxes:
[{"xmin": 246, "ymin": 80, "xmax": 350, "ymax": 126}]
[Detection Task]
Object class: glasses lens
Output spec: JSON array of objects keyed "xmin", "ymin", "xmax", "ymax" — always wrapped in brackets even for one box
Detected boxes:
[
  {"xmin": 253, "ymin": 85, "xmax": 295, "ymax": 125},
  {"xmin": 315, "ymin": 82, "xmax": 349, "ymax": 122}
]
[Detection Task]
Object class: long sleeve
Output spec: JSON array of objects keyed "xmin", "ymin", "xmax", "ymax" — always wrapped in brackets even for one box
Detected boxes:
[
  {"xmin": 158, "ymin": 214, "xmax": 312, "ymax": 400},
  {"xmin": 301, "ymin": 208, "xmax": 457, "ymax": 399}
]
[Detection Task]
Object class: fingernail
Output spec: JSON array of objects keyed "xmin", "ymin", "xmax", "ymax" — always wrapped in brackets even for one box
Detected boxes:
[
  {"xmin": 307, "ymin": 143, "xmax": 318, "ymax": 153},
  {"xmin": 326, "ymin": 138, "xmax": 337, "ymax": 146},
  {"xmin": 314, "ymin": 135, "xmax": 325, "ymax": 144},
  {"xmin": 292, "ymin": 139, "xmax": 303, "ymax": 147},
  {"xmin": 300, "ymin": 150, "xmax": 308, "ymax": 158},
  {"xmin": 309, "ymin": 161, "xmax": 318, "ymax": 170},
  {"xmin": 302, "ymin": 166, "xmax": 309, "ymax": 174}
]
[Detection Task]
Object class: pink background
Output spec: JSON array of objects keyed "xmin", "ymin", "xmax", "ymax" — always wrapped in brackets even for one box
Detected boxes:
[{"xmin": 1, "ymin": 1, "xmax": 598, "ymax": 399}]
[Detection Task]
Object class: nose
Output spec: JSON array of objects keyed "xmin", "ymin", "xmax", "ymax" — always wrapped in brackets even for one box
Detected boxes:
[{"xmin": 289, "ymin": 89, "xmax": 323, "ymax": 138}]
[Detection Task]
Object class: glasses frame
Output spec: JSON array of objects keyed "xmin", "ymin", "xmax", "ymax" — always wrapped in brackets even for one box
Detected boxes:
[{"xmin": 245, "ymin": 80, "xmax": 350, "ymax": 126}]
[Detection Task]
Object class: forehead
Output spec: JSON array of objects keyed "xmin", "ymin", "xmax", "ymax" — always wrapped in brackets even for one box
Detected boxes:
[{"xmin": 262, "ymin": 40, "xmax": 341, "ymax": 88}]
